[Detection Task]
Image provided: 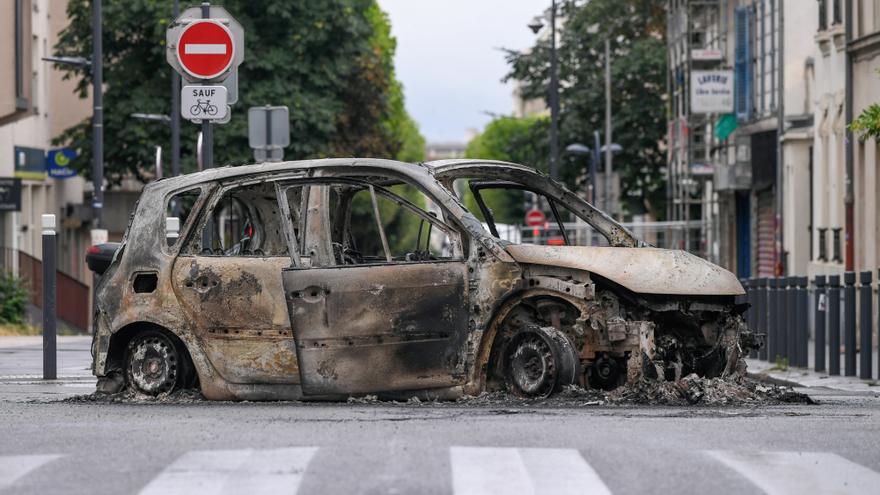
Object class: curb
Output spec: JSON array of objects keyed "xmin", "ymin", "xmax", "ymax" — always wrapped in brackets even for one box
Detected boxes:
[{"xmin": 747, "ymin": 371, "xmax": 805, "ymax": 389}]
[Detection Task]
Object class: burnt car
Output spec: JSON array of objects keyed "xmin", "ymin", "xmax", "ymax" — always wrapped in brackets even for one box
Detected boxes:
[{"xmin": 90, "ymin": 158, "xmax": 758, "ymax": 400}]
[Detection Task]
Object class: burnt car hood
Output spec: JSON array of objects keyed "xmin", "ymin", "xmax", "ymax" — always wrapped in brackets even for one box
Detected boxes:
[{"xmin": 505, "ymin": 244, "xmax": 745, "ymax": 296}]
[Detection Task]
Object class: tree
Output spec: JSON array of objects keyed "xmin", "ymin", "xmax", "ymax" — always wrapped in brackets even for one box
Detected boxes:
[
  {"xmin": 53, "ymin": 0, "xmax": 424, "ymax": 184},
  {"xmin": 463, "ymin": 115, "xmax": 549, "ymax": 224},
  {"xmin": 504, "ymin": 0, "xmax": 667, "ymax": 218}
]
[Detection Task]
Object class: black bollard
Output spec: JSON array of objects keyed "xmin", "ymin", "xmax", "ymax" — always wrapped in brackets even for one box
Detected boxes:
[
  {"xmin": 814, "ymin": 275, "xmax": 826, "ymax": 372},
  {"xmin": 828, "ymin": 275, "xmax": 841, "ymax": 375},
  {"xmin": 757, "ymin": 278, "xmax": 768, "ymax": 361},
  {"xmin": 767, "ymin": 278, "xmax": 778, "ymax": 362},
  {"xmin": 786, "ymin": 277, "xmax": 797, "ymax": 363},
  {"xmin": 859, "ymin": 271, "xmax": 873, "ymax": 380},
  {"xmin": 844, "ymin": 272, "xmax": 856, "ymax": 376},
  {"xmin": 796, "ymin": 277, "xmax": 809, "ymax": 368},
  {"xmin": 42, "ymin": 214, "xmax": 57, "ymax": 380},
  {"xmin": 776, "ymin": 277, "xmax": 787, "ymax": 363}
]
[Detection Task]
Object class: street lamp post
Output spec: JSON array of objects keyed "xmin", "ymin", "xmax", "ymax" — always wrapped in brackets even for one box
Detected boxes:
[
  {"xmin": 171, "ymin": 0, "xmax": 181, "ymax": 177},
  {"xmin": 92, "ymin": 0, "xmax": 104, "ymax": 229},
  {"xmin": 529, "ymin": 0, "xmax": 560, "ymax": 180}
]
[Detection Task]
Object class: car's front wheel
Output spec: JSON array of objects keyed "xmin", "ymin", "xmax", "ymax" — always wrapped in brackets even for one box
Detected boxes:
[
  {"xmin": 124, "ymin": 330, "xmax": 192, "ymax": 396},
  {"xmin": 502, "ymin": 326, "xmax": 580, "ymax": 398}
]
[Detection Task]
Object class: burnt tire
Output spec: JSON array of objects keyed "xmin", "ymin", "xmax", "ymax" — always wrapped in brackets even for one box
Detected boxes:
[
  {"xmin": 124, "ymin": 330, "xmax": 193, "ymax": 396},
  {"xmin": 502, "ymin": 326, "xmax": 580, "ymax": 398}
]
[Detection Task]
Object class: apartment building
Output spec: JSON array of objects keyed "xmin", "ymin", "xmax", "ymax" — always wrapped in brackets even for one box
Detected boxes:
[{"xmin": 0, "ymin": 0, "xmax": 93, "ymax": 282}]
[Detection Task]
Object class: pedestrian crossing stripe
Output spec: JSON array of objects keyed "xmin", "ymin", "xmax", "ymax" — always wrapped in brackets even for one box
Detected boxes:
[
  {"xmin": 0, "ymin": 454, "xmax": 62, "ymax": 490},
  {"xmin": 706, "ymin": 450, "xmax": 880, "ymax": 495},
  {"xmin": 450, "ymin": 446, "xmax": 612, "ymax": 495},
  {"xmin": 138, "ymin": 447, "xmax": 318, "ymax": 495},
  {"xmin": 2, "ymin": 448, "xmax": 880, "ymax": 494}
]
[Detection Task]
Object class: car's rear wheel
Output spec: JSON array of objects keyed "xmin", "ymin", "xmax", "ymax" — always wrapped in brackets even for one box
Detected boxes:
[
  {"xmin": 124, "ymin": 330, "xmax": 191, "ymax": 396},
  {"xmin": 503, "ymin": 326, "xmax": 579, "ymax": 398}
]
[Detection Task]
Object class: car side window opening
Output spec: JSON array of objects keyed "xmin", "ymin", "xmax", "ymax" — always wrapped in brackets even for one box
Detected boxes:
[
  {"xmin": 165, "ymin": 188, "xmax": 202, "ymax": 247},
  {"xmin": 290, "ymin": 179, "xmax": 461, "ymax": 268},
  {"xmin": 188, "ymin": 182, "xmax": 288, "ymax": 257},
  {"xmin": 453, "ymin": 178, "xmax": 610, "ymax": 247}
]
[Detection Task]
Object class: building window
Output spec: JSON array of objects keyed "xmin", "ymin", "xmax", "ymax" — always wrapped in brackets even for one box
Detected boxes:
[
  {"xmin": 818, "ymin": 0, "xmax": 828, "ymax": 30},
  {"xmin": 831, "ymin": 0, "xmax": 842, "ymax": 25},
  {"xmin": 734, "ymin": 6, "xmax": 753, "ymax": 122}
]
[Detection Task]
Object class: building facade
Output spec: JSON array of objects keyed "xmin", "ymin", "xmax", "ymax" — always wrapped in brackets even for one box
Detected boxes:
[
  {"xmin": 667, "ymin": 0, "xmax": 818, "ymax": 278},
  {"xmin": 1, "ymin": 0, "xmax": 93, "ymax": 281}
]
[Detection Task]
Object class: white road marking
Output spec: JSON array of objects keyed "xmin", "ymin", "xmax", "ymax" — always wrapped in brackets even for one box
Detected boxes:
[
  {"xmin": 450, "ymin": 447, "xmax": 611, "ymax": 495},
  {"xmin": 0, "ymin": 454, "xmax": 62, "ymax": 490},
  {"xmin": 138, "ymin": 447, "xmax": 318, "ymax": 495},
  {"xmin": 707, "ymin": 450, "xmax": 880, "ymax": 495},
  {"xmin": 184, "ymin": 44, "xmax": 227, "ymax": 55}
]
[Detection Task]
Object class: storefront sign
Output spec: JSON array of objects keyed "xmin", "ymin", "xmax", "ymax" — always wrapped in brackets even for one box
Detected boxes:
[
  {"xmin": 691, "ymin": 70, "xmax": 734, "ymax": 114},
  {"xmin": 0, "ymin": 177, "xmax": 22, "ymax": 212},
  {"xmin": 13, "ymin": 146, "xmax": 46, "ymax": 180},
  {"xmin": 47, "ymin": 148, "xmax": 78, "ymax": 179}
]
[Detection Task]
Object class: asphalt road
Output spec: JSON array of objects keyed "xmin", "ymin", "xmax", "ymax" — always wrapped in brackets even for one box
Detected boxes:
[{"xmin": 2, "ymin": 337, "xmax": 880, "ymax": 495}]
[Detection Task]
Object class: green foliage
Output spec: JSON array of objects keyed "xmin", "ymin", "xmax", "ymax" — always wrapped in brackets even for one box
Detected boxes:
[
  {"xmin": 850, "ymin": 104, "xmax": 880, "ymax": 141},
  {"xmin": 53, "ymin": 0, "xmax": 425, "ymax": 184},
  {"xmin": 0, "ymin": 272, "xmax": 28, "ymax": 325},
  {"xmin": 850, "ymin": 68, "xmax": 880, "ymax": 141},
  {"xmin": 463, "ymin": 116, "xmax": 548, "ymax": 224},
  {"xmin": 504, "ymin": 0, "xmax": 668, "ymax": 218},
  {"xmin": 348, "ymin": 184, "xmax": 429, "ymax": 256}
]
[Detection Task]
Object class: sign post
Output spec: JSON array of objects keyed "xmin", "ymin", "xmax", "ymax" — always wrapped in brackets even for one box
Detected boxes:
[
  {"xmin": 166, "ymin": 3, "xmax": 243, "ymax": 169},
  {"xmin": 248, "ymin": 106, "xmax": 290, "ymax": 162}
]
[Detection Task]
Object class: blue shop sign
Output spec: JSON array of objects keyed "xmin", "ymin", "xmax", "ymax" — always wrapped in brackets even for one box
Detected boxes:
[{"xmin": 47, "ymin": 148, "xmax": 78, "ymax": 179}]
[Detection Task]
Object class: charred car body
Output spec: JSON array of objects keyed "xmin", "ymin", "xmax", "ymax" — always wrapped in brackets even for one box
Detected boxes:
[{"xmin": 90, "ymin": 158, "xmax": 758, "ymax": 400}]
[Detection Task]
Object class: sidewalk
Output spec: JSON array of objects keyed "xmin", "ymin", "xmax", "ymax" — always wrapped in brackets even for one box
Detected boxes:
[{"xmin": 746, "ymin": 358, "xmax": 880, "ymax": 395}]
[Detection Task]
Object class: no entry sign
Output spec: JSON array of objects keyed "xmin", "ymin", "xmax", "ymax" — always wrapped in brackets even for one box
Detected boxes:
[
  {"xmin": 176, "ymin": 20, "xmax": 235, "ymax": 80},
  {"xmin": 525, "ymin": 209, "xmax": 546, "ymax": 227}
]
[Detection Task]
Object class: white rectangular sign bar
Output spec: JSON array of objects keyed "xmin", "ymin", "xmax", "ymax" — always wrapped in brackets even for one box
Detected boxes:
[
  {"xmin": 181, "ymin": 85, "xmax": 229, "ymax": 121},
  {"xmin": 184, "ymin": 43, "xmax": 228, "ymax": 55}
]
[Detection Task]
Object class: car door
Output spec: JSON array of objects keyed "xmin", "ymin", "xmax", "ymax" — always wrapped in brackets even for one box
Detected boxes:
[
  {"xmin": 171, "ymin": 180, "xmax": 298, "ymax": 385},
  {"xmin": 278, "ymin": 179, "xmax": 470, "ymax": 395}
]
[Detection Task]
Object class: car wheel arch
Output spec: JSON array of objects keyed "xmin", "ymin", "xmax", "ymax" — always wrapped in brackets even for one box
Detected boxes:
[
  {"xmin": 472, "ymin": 289, "xmax": 588, "ymax": 393},
  {"xmin": 105, "ymin": 322, "xmax": 200, "ymax": 390}
]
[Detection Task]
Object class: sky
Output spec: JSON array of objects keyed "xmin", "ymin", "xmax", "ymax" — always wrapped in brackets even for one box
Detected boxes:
[{"xmin": 378, "ymin": 0, "xmax": 544, "ymax": 144}]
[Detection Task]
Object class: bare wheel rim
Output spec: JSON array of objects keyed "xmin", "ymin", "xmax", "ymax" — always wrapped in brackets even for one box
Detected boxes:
[
  {"xmin": 506, "ymin": 333, "xmax": 557, "ymax": 397},
  {"xmin": 126, "ymin": 333, "xmax": 179, "ymax": 395}
]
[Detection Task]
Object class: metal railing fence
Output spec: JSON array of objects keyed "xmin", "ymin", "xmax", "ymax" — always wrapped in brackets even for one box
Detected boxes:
[{"xmin": 742, "ymin": 270, "xmax": 879, "ymax": 379}]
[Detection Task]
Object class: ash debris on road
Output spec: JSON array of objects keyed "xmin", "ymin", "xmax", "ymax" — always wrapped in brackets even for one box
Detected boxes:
[{"xmin": 62, "ymin": 373, "xmax": 812, "ymax": 407}]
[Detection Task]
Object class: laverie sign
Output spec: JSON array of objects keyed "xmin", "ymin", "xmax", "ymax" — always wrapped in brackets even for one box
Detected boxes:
[{"xmin": 691, "ymin": 70, "xmax": 734, "ymax": 114}]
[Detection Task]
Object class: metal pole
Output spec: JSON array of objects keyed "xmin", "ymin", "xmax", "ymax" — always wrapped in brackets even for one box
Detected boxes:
[
  {"xmin": 592, "ymin": 131, "xmax": 601, "ymax": 205},
  {"xmin": 548, "ymin": 0, "xmax": 559, "ymax": 180},
  {"xmin": 775, "ymin": 0, "xmax": 785, "ymax": 275},
  {"xmin": 604, "ymin": 38, "xmax": 613, "ymax": 216},
  {"xmin": 200, "ymin": 3, "xmax": 213, "ymax": 169},
  {"xmin": 171, "ymin": 0, "xmax": 181, "ymax": 177},
  {"xmin": 92, "ymin": 0, "xmax": 104, "ymax": 228},
  {"xmin": 859, "ymin": 271, "xmax": 872, "ymax": 379},
  {"xmin": 844, "ymin": 0, "xmax": 854, "ymax": 271},
  {"xmin": 828, "ymin": 274, "xmax": 841, "ymax": 375},
  {"xmin": 844, "ymin": 271, "xmax": 856, "ymax": 376},
  {"xmin": 768, "ymin": 278, "xmax": 778, "ymax": 362},
  {"xmin": 42, "ymin": 214, "xmax": 56, "ymax": 380},
  {"xmin": 796, "ymin": 276, "xmax": 808, "ymax": 368},
  {"xmin": 757, "ymin": 278, "xmax": 768, "ymax": 361},
  {"xmin": 814, "ymin": 275, "xmax": 826, "ymax": 372}
]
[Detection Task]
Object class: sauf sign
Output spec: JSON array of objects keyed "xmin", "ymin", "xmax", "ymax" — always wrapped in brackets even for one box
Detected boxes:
[{"xmin": 690, "ymin": 70, "xmax": 734, "ymax": 114}]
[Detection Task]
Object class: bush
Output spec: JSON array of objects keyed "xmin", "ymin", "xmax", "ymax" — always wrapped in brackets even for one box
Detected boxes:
[{"xmin": 0, "ymin": 271, "xmax": 28, "ymax": 325}]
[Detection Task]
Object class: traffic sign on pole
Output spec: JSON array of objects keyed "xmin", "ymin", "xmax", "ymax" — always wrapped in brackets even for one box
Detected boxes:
[
  {"xmin": 176, "ymin": 20, "xmax": 234, "ymax": 80},
  {"xmin": 181, "ymin": 85, "xmax": 229, "ymax": 121},
  {"xmin": 525, "ymin": 209, "xmax": 546, "ymax": 227},
  {"xmin": 166, "ymin": 6, "xmax": 244, "ymax": 84}
]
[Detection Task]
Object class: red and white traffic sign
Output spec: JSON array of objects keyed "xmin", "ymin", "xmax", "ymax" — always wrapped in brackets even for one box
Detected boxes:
[
  {"xmin": 176, "ymin": 20, "xmax": 235, "ymax": 80},
  {"xmin": 525, "ymin": 209, "xmax": 546, "ymax": 227}
]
